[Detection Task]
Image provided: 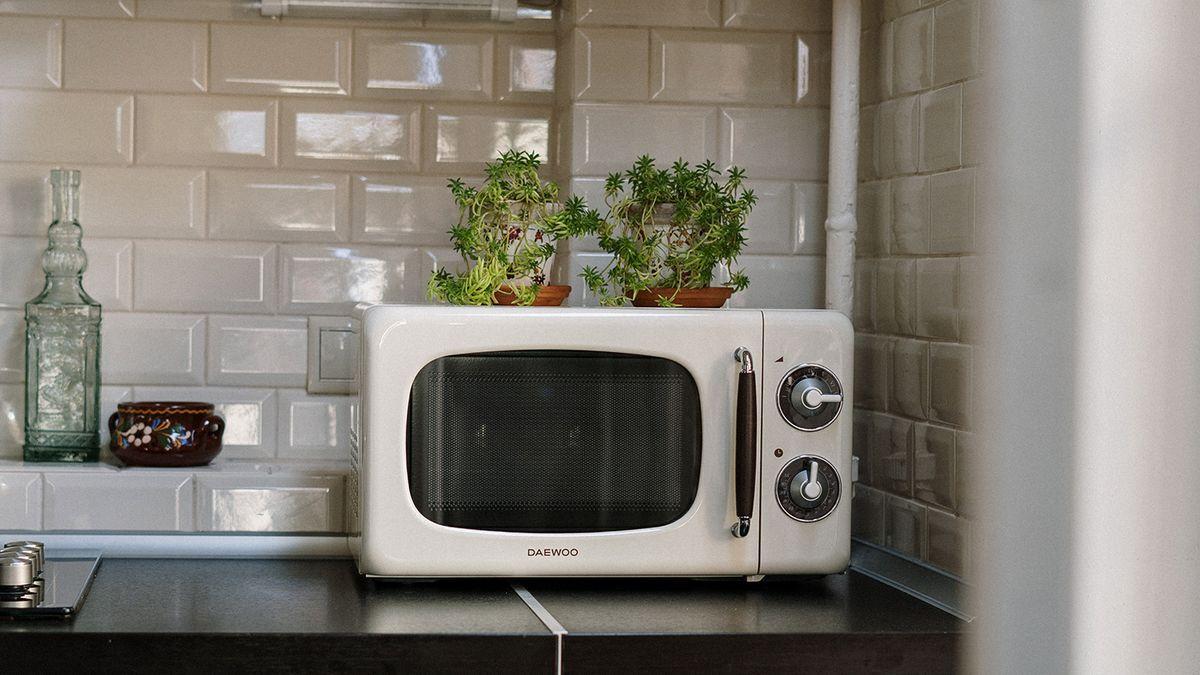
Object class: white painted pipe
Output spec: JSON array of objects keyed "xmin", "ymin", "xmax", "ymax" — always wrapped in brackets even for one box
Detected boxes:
[{"xmin": 824, "ymin": 0, "xmax": 860, "ymax": 317}]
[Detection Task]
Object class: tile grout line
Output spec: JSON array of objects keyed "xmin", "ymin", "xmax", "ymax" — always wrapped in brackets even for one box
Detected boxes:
[{"xmin": 512, "ymin": 584, "xmax": 566, "ymax": 675}]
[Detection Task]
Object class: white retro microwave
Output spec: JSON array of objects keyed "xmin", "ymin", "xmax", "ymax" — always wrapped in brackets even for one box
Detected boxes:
[{"xmin": 349, "ymin": 306, "xmax": 853, "ymax": 579}]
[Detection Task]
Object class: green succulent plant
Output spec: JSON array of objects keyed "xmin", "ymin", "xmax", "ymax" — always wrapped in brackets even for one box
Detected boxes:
[
  {"xmin": 580, "ymin": 156, "xmax": 755, "ymax": 307},
  {"xmin": 428, "ymin": 150, "xmax": 600, "ymax": 306}
]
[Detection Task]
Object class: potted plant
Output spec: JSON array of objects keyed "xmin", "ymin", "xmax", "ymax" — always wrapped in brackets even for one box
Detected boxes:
[
  {"xmin": 427, "ymin": 150, "xmax": 599, "ymax": 306},
  {"xmin": 579, "ymin": 156, "xmax": 755, "ymax": 308}
]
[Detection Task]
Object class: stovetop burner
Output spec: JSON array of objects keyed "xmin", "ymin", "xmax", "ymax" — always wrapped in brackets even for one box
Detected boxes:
[{"xmin": 0, "ymin": 541, "xmax": 101, "ymax": 619}]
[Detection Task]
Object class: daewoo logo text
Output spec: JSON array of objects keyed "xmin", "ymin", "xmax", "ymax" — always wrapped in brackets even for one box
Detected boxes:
[{"xmin": 527, "ymin": 548, "xmax": 579, "ymax": 557}]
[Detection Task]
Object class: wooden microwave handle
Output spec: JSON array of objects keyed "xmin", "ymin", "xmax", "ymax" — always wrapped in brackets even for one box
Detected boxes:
[{"xmin": 731, "ymin": 347, "xmax": 757, "ymax": 538}]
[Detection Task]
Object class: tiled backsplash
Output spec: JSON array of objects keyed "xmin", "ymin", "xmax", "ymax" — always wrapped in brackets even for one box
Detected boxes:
[
  {"xmin": 852, "ymin": 0, "xmax": 979, "ymax": 578},
  {"xmin": 0, "ymin": 0, "xmax": 832, "ymax": 535}
]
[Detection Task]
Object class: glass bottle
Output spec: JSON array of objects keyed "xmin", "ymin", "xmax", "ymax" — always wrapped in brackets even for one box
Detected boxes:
[{"xmin": 23, "ymin": 169, "xmax": 101, "ymax": 462}]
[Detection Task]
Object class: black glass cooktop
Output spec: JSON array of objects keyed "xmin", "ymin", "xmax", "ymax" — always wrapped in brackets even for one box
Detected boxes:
[{"xmin": 0, "ymin": 552, "xmax": 101, "ymax": 619}]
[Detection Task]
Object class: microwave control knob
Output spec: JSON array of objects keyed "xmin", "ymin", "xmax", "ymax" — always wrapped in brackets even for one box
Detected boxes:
[
  {"xmin": 778, "ymin": 364, "xmax": 843, "ymax": 431},
  {"xmin": 776, "ymin": 455, "xmax": 840, "ymax": 522}
]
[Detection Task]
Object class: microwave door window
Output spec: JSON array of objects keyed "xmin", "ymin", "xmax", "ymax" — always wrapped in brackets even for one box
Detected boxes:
[{"xmin": 407, "ymin": 350, "xmax": 702, "ymax": 533}]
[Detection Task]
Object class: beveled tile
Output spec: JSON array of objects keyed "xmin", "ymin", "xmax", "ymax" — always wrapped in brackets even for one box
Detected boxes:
[
  {"xmin": 929, "ymin": 342, "xmax": 971, "ymax": 427},
  {"xmin": 424, "ymin": 104, "xmax": 551, "ymax": 172},
  {"xmin": 279, "ymin": 244, "xmax": 423, "ymax": 314},
  {"xmin": 891, "ymin": 338, "xmax": 929, "ymax": 419},
  {"xmin": 914, "ymin": 422, "xmax": 955, "ymax": 509},
  {"xmin": 876, "ymin": 21, "xmax": 894, "ymax": 101},
  {"xmin": 891, "ymin": 175, "xmax": 929, "ymax": 254},
  {"xmin": 920, "ymin": 83, "xmax": 963, "ymax": 172},
  {"xmin": 134, "ymin": 241, "xmax": 277, "ymax": 314},
  {"xmin": 851, "ymin": 485, "xmax": 886, "ymax": 545},
  {"xmin": 208, "ymin": 170, "xmax": 349, "ymax": 242},
  {"xmin": 99, "ymin": 385, "xmax": 131, "ymax": 447},
  {"xmin": 84, "ymin": 167, "xmax": 207, "ymax": 240},
  {"xmin": 43, "ymin": 473, "xmax": 193, "ymax": 531},
  {"xmin": 870, "ymin": 413, "xmax": 913, "ymax": 496},
  {"xmin": 893, "ymin": 258, "xmax": 918, "ymax": 335},
  {"xmin": 280, "ymin": 99, "xmax": 420, "ymax": 172},
  {"xmin": 207, "ymin": 315, "xmax": 307, "ymax": 388},
  {"xmin": 727, "ymin": 255, "xmax": 823, "ymax": 309},
  {"xmin": 796, "ymin": 32, "xmax": 831, "ymax": 106},
  {"xmin": 0, "ymin": 472, "xmax": 41, "ymax": 530},
  {"xmin": 719, "ymin": 107, "xmax": 828, "ymax": 180},
  {"xmin": 916, "ymin": 257, "xmax": 958, "ymax": 339},
  {"xmin": 575, "ymin": 0, "xmax": 720, "ymax": 27},
  {"xmin": 854, "ymin": 261, "xmax": 875, "ymax": 331},
  {"xmin": 137, "ymin": 95, "xmax": 277, "ymax": 168},
  {"xmin": 0, "ymin": 311, "xmax": 21, "ymax": 384},
  {"xmin": 0, "ymin": 165, "xmax": 48, "ymax": 236},
  {"xmin": 893, "ymin": 8, "xmax": 932, "ymax": 94},
  {"xmin": 930, "ymin": 168, "xmax": 974, "ymax": 253},
  {"xmin": 561, "ymin": 251, "xmax": 613, "ymax": 306},
  {"xmin": 0, "ymin": 17, "xmax": 60, "ymax": 89},
  {"xmin": 211, "ymin": 24, "xmax": 348, "ymax": 96},
  {"xmin": 933, "ymin": 0, "xmax": 980, "ymax": 86},
  {"xmin": 277, "ymin": 390, "xmax": 351, "ymax": 461},
  {"xmin": 0, "ymin": 0, "xmax": 132, "ymax": 17},
  {"xmin": 793, "ymin": 182, "xmax": 827, "ymax": 255},
  {"xmin": 955, "ymin": 429, "xmax": 975, "ymax": 517},
  {"xmin": 893, "ymin": 94, "xmax": 921, "ymax": 175},
  {"xmin": 722, "ymin": 0, "xmax": 831, "ymax": 30},
  {"xmin": 925, "ymin": 507, "xmax": 966, "ymax": 576},
  {"xmin": 197, "ymin": 473, "xmax": 344, "ymax": 532},
  {"xmin": 962, "ymin": 77, "xmax": 983, "ymax": 166},
  {"xmin": 133, "ymin": 386, "xmax": 277, "ymax": 460},
  {"xmin": 0, "ymin": 236, "xmax": 130, "ymax": 310},
  {"xmin": 496, "ymin": 33, "xmax": 555, "ymax": 103},
  {"xmin": 0, "ymin": 384, "xmax": 22, "ymax": 455},
  {"xmin": 354, "ymin": 30, "xmax": 492, "ymax": 100},
  {"xmin": 351, "ymin": 174, "xmax": 457, "ymax": 245},
  {"xmin": 0, "ymin": 91, "xmax": 131, "ymax": 164},
  {"xmin": 885, "ymin": 494, "xmax": 926, "ymax": 558},
  {"xmin": 83, "ymin": 238, "xmax": 133, "ymax": 311},
  {"xmin": 652, "ymin": 29, "xmax": 792, "ymax": 104},
  {"xmin": 573, "ymin": 27, "xmax": 649, "ymax": 101},
  {"xmin": 65, "ymin": 19, "xmax": 206, "ymax": 92},
  {"xmin": 959, "ymin": 255, "xmax": 978, "ymax": 341},
  {"xmin": 860, "ymin": 28, "xmax": 880, "ymax": 107},
  {"xmin": 101, "ymin": 313, "xmax": 205, "ymax": 385},
  {"xmin": 874, "ymin": 99, "xmax": 897, "ymax": 177},
  {"xmin": 741, "ymin": 180, "xmax": 794, "ymax": 254},
  {"xmin": 570, "ymin": 103, "xmax": 717, "ymax": 175},
  {"xmin": 859, "ymin": 103, "xmax": 877, "ymax": 180},
  {"xmin": 856, "ymin": 334, "xmax": 891, "ymax": 411},
  {"xmin": 857, "ymin": 179, "xmax": 891, "ymax": 257}
]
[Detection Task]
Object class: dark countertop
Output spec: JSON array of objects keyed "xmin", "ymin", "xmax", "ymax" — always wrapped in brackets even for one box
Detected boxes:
[{"xmin": 0, "ymin": 559, "xmax": 963, "ymax": 673}]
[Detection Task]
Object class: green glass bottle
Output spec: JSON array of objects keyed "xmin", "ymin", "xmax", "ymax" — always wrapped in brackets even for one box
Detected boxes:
[{"xmin": 23, "ymin": 169, "xmax": 101, "ymax": 462}]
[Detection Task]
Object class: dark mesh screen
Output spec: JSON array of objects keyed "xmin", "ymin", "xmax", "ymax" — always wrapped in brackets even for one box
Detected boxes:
[{"xmin": 408, "ymin": 350, "xmax": 702, "ymax": 532}]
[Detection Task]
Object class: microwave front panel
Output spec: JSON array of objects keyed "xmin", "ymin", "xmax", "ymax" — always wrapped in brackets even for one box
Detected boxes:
[
  {"xmin": 407, "ymin": 350, "xmax": 702, "ymax": 533},
  {"xmin": 358, "ymin": 306, "xmax": 762, "ymax": 577}
]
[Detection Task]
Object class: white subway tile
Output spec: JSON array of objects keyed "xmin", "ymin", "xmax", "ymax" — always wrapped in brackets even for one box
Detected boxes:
[
  {"xmin": 84, "ymin": 168, "xmax": 207, "ymax": 240},
  {"xmin": 0, "ymin": 0, "xmax": 133, "ymax": 17},
  {"xmin": 651, "ymin": 30, "xmax": 791, "ymax": 104},
  {"xmin": 351, "ymin": 174, "xmax": 457, "ymax": 245},
  {"xmin": 570, "ymin": 104, "xmax": 717, "ymax": 175},
  {"xmin": 930, "ymin": 342, "xmax": 971, "ymax": 427},
  {"xmin": 207, "ymin": 315, "xmax": 307, "ymax": 387},
  {"xmin": 893, "ymin": 94, "xmax": 921, "ymax": 176},
  {"xmin": 132, "ymin": 386, "xmax": 277, "ymax": 460},
  {"xmin": 43, "ymin": 473, "xmax": 193, "ymax": 531},
  {"xmin": 280, "ymin": 99, "xmax": 420, "ymax": 172},
  {"xmin": 741, "ymin": 180, "xmax": 793, "ymax": 254},
  {"xmin": 890, "ymin": 338, "xmax": 929, "ymax": 419},
  {"xmin": 855, "ymin": 261, "xmax": 875, "ymax": 332},
  {"xmin": 561, "ymin": 251, "xmax": 612, "ymax": 306},
  {"xmin": 423, "ymin": 104, "xmax": 551, "ymax": 172},
  {"xmin": 858, "ymin": 335, "xmax": 892, "ymax": 411},
  {"xmin": 914, "ymin": 423, "xmax": 955, "ymax": 509},
  {"xmin": 99, "ymin": 385, "xmax": 131, "ymax": 447},
  {"xmin": 85, "ymin": 238, "xmax": 133, "ymax": 311},
  {"xmin": 0, "ymin": 237, "xmax": 44, "ymax": 308},
  {"xmin": 719, "ymin": 107, "xmax": 828, "ymax": 180},
  {"xmin": 796, "ymin": 32, "xmax": 831, "ymax": 107},
  {"xmin": 916, "ymin": 257, "xmax": 958, "ymax": 339},
  {"xmin": 0, "ymin": 91, "xmax": 132, "ymax": 164},
  {"xmin": 728, "ymin": 255, "xmax": 823, "ymax": 309},
  {"xmin": 64, "ymin": 19, "xmax": 206, "ymax": 92},
  {"xmin": 893, "ymin": 8, "xmax": 932, "ymax": 94},
  {"xmin": 573, "ymin": 28, "xmax": 649, "ymax": 101},
  {"xmin": 891, "ymin": 175, "xmax": 929, "ymax": 254},
  {"xmin": 211, "ymin": 24, "xmax": 349, "ymax": 96},
  {"xmin": 575, "ymin": 0, "xmax": 720, "ymax": 27},
  {"xmin": 893, "ymin": 259, "xmax": 919, "ymax": 335},
  {"xmin": 354, "ymin": 30, "xmax": 492, "ymax": 101},
  {"xmin": 419, "ymin": 245, "xmax": 470, "ymax": 280},
  {"xmin": 208, "ymin": 170, "xmax": 349, "ymax": 242},
  {"xmin": 137, "ymin": 95, "xmax": 277, "ymax": 168},
  {"xmin": 565, "ymin": 178, "xmax": 607, "ymax": 252},
  {"xmin": 134, "ymin": 241, "xmax": 277, "ymax": 314},
  {"xmin": 0, "ymin": 311, "xmax": 21, "ymax": 384},
  {"xmin": 196, "ymin": 473, "xmax": 344, "ymax": 532},
  {"xmin": 496, "ymin": 33, "xmax": 555, "ymax": 103},
  {"xmin": 920, "ymin": 83, "xmax": 963, "ymax": 172},
  {"xmin": 0, "ymin": 384, "xmax": 22, "ymax": 456},
  {"xmin": 877, "ymin": 21, "xmax": 894, "ymax": 102},
  {"xmin": 925, "ymin": 505, "xmax": 967, "ymax": 575},
  {"xmin": 277, "ymin": 390, "xmax": 351, "ymax": 461},
  {"xmin": 722, "ymin": 0, "xmax": 831, "ymax": 30},
  {"xmin": 135, "ymin": 0, "xmax": 261, "ymax": 20},
  {"xmin": 930, "ymin": 168, "xmax": 974, "ymax": 253},
  {"xmin": 0, "ymin": 17, "xmax": 60, "ymax": 88},
  {"xmin": 0, "ymin": 165, "xmax": 46, "ymax": 236},
  {"xmin": 101, "ymin": 313, "xmax": 204, "ymax": 386},
  {"xmin": 0, "ymin": 472, "xmax": 40, "ymax": 530},
  {"xmin": 874, "ymin": 99, "xmax": 896, "ymax": 177},
  {"xmin": 933, "ymin": 0, "xmax": 980, "ymax": 86},
  {"xmin": 962, "ymin": 77, "xmax": 983, "ymax": 166},
  {"xmin": 959, "ymin": 255, "xmax": 977, "ymax": 342},
  {"xmin": 857, "ymin": 179, "xmax": 891, "ymax": 257},
  {"xmin": 279, "ymin": 244, "xmax": 422, "ymax": 314},
  {"xmin": 793, "ymin": 182, "xmax": 828, "ymax": 255},
  {"xmin": 0, "ymin": 237, "xmax": 134, "ymax": 311},
  {"xmin": 885, "ymin": 494, "xmax": 926, "ymax": 558}
]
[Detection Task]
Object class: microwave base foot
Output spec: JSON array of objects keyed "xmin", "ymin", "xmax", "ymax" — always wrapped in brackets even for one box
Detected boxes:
[{"xmin": 744, "ymin": 574, "xmax": 765, "ymax": 583}]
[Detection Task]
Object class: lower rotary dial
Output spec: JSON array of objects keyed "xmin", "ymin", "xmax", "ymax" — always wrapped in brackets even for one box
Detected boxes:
[{"xmin": 776, "ymin": 455, "xmax": 840, "ymax": 522}]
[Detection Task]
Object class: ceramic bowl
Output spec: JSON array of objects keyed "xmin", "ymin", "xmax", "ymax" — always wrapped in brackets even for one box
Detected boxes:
[{"xmin": 108, "ymin": 402, "xmax": 225, "ymax": 467}]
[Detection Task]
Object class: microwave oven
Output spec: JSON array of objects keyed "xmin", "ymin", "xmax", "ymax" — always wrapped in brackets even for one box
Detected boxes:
[{"xmin": 349, "ymin": 306, "xmax": 853, "ymax": 579}]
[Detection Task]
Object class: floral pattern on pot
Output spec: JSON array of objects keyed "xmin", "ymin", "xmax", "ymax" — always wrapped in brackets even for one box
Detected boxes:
[{"xmin": 114, "ymin": 418, "xmax": 194, "ymax": 450}]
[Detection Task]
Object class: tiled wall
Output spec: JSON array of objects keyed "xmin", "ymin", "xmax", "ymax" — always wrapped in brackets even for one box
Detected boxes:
[{"xmin": 851, "ymin": 0, "xmax": 980, "ymax": 577}]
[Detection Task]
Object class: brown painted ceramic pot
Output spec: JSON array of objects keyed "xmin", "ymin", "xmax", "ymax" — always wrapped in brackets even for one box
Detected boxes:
[
  {"xmin": 629, "ymin": 287, "xmax": 733, "ymax": 308},
  {"xmin": 492, "ymin": 284, "xmax": 572, "ymax": 306},
  {"xmin": 108, "ymin": 402, "xmax": 225, "ymax": 467}
]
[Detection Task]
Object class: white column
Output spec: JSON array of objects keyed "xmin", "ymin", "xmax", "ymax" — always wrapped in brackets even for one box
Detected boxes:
[{"xmin": 824, "ymin": 0, "xmax": 860, "ymax": 317}]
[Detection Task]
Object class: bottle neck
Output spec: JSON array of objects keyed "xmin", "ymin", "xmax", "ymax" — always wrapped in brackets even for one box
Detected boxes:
[{"xmin": 52, "ymin": 178, "xmax": 79, "ymax": 225}]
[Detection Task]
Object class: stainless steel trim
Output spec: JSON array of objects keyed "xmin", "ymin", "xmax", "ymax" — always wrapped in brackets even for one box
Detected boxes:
[
  {"xmin": 513, "ymin": 585, "xmax": 566, "ymax": 675},
  {"xmin": 734, "ymin": 346, "xmax": 754, "ymax": 373},
  {"xmin": 774, "ymin": 454, "xmax": 840, "ymax": 523},
  {"xmin": 775, "ymin": 363, "xmax": 843, "ymax": 432},
  {"xmin": 850, "ymin": 538, "xmax": 973, "ymax": 622}
]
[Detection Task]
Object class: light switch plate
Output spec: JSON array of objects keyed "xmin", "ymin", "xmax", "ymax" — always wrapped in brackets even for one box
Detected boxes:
[{"xmin": 307, "ymin": 316, "xmax": 360, "ymax": 394}]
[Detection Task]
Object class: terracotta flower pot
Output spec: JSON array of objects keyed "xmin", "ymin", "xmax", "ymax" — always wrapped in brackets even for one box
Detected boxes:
[
  {"xmin": 493, "ymin": 284, "xmax": 572, "ymax": 306},
  {"xmin": 108, "ymin": 401, "xmax": 225, "ymax": 467},
  {"xmin": 629, "ymin": 286, "xmax": 733, "ymax": 308}
]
